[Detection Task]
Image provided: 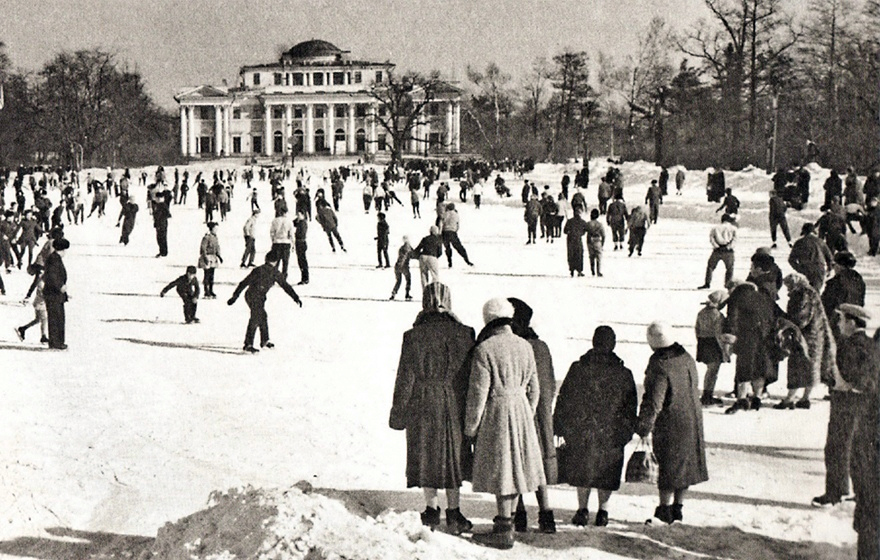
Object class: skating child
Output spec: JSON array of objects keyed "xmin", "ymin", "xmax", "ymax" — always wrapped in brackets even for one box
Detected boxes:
[
  {"xmin": 15, "ymin": 265, "xmax": 48, "ymax": 344},
  {"xmin": 694, "ymin": 289, "xmax": 729, "ymax": 405},
  {"xmin": 160, "ymin": 265, "xmax": 201, "ymax": 323},
  {"xmin": 390, "ymin": 235, "xmax": 413, "ymax": 300},
  {"xmin": 376, "ymin": 212, "xmax": 390, "ymax": 268}
]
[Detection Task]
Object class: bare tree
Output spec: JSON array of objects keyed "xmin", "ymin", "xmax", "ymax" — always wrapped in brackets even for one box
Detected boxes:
[
  {"xmin": 466, "ymin": 62, "xmax": 512, "ymax": 153},
  {"xmin": 549, "ymin": 49, "xmax": 592, "ymax": 158},
  {"xmin": 521, "ymin": 57, "xmax": 551, "ymax": 138},
  {"xmin": 366, "ymin": 69, "xmax": 450, "ymax": 164}
]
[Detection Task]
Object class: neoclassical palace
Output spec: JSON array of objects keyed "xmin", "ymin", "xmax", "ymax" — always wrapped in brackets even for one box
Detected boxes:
[{"xmin": 175, "ymin": 40, "xmax": 462, "ymax": 158}]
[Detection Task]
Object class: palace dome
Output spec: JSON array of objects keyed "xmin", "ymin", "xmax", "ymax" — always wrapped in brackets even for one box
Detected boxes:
[{"xmin": 284, "ymin": 40, "xmax": 344, "ymax": 60}]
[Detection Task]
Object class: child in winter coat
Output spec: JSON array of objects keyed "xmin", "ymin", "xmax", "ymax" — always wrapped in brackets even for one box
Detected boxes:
[
  {"xmin": 160, "ymin": 265, "xmax": 201, "ymax": 323},
  {"xmin": 695, "ymin": 289, "xmax": 730, "ymax": 405},
  {"xmin": 390, "ymin": 235, "xmax": 413, "ymax": 301}
]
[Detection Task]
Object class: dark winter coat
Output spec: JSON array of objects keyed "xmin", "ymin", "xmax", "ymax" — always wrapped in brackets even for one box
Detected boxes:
[
  {"xmin": 785, "ymin": 276, "xmax": 838, "ymax": 388},
  {"xmin": 554, "ymin": 350, "xmax": 636, "ymax": 490},
  {"xmin": 525, "ymin": 337, "xmax": 557, "ymax": 485},
  {"xmin": 789, "ymin": 235, "xmax": 833, "ymax": 289},
  {"xmin": 564, "ymin": 215, "xmax": 589, "ymax": 271},
  {"xmin": 230, "ymin": 263, "xmax": 299, "ymax": 306},
  {"xmin": 389, "ymin": 312, "xmax": 476, "ymax": 488},
  {"xmin": 635, "ymin": 343, "xmax": 708, "ymax": 490},
  {"xmin": 606, "ymin": 200, "xmax": 628, "ymax": 226},
  {"xmin": 821, "ymin": 268, "xmax": 866, "ymax": 319},
  {"xmin": 465, "ymin": 323, "xmax": 545, "ymax": 495},
  {"xmin": 42, "ymin": 251, "xmax": 67, "ymax": 298},
  {"xmin": 316, "ymin": 206, "xmax": 338, "ymax": 232},
  {"xmin": 161, "ymin": 274, "xmax": 200, "ymax": 301},
  {"xmin": 725, "ymin": 282, "xmax": 778, "ymax": 383}
]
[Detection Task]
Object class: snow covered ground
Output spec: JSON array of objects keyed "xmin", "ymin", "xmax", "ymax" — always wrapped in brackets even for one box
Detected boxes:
[{"xmin": 0, "ymin": 158, "xmax": 873, "ymax": 559}]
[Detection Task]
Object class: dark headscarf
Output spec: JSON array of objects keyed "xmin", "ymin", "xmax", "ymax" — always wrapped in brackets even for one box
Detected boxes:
[{"xmin": 508, "ymin": 297, "xmax": 538, "ymax": 339}]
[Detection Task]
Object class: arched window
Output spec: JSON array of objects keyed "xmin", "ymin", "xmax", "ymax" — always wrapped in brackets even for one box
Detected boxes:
[
  {"xmin": 273, "ymin": 130, "xmax": 283, "ymax": 154},
  {"xmin": 356, "ymin": 129, "xmax": 366, "ymax": 152},
  {"xmin": 335, "ymin": 128, "xmax": 346, "ymax": 143},
  {"xmin": 293, "ymin": 130, "xmax": 304, "ymax": 153},
  {"xmin": 315, "ymin": 129, "xmax": 326, "ymax": 152}
]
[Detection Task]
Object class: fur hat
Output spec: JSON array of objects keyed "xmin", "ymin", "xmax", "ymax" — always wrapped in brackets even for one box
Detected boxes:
[
  {"xmin": 837, "ymin": 303, "xmax": 871, "ymax": 322},
  {"xmin": 834, "ymin": 251, "xmax": 857, "ymax": 268},
  {"xmin": 423, "ymin": 282, "xmax": 453, "ymax": 314},
  {"xmin": 482, "ymin": 298, "xmax": 514, "ymax": 325},
  {"xmin": 646, "ymin": 321, "xmax": 674, "ymax": 349},
  {"xmin": 592, "ymin": 325, "xmax": 616, "ymax": 353},
  {"xmin": 703, "ymin": 289, "xmax": 728, "ymax": 307},
  {"xmin": 52, "ymin": 238, "xmax": 70, "ymax": 251}
]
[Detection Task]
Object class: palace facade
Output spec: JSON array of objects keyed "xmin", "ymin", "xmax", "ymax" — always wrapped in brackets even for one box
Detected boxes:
[{"xmin": 175, "ymin": 40, "xmax": 462, "ymax": 158}]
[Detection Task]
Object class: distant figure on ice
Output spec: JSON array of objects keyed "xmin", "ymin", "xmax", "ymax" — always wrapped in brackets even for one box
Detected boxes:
[
  {"xmin": 440, "ymin": 203, "xmax": 473, "ymax": 267},
  {"xmin": 198, "ymin": 222, "xmax": 222, "ymax": 299},
  {"xmin": 645, "ymin": 180, "xmax": 662, "ymax": 224},
  {"xmin": 116, "ymin": 196, "xmax": 138, "ymax": 246},
  {"xmin": 698, "ymin": 214, "xmax": 737, "ymax": 290},
  {"xmin": 376, "ymin": 212, "xmax": 390, "ymax": 268},
  {"xmin": 716, "ymin": 188, "xmax": 740, "ymax": 217},
  {"xmin": 412, "ymin": 225, "xmax": 443, "ymax": 288},
  {"xmin": 160, "ymin": 265, "xmax": 201, "ymax": 324},
  {"xmin": 153, "ymin": 190, "xmax": 171, "ymax": 258},
  {"xmin": 227, "ymin": 248, "xmax": 302, "ymax": 353},
  {"xmin": 293, "ymin": 211, "xmax": 309, "ymax": 285},
  {"xmin": 389, "ymin": 236, "xmax": 413, "ymax": 301},
  {"xmin": 269, "ymin": 208, "xmax": 293, "ymax": 279},
  {"xmin": 694, "ymin": 290, "xmax": 730, "ymax": 406},
  {"xmin": 627, "ymin": 205, "xmax": 650, "ymax": 257},
  {"xmin": 43, "ymin": 237, "xmax": 70, "ymax": 350},
  {"xmin": 768, "ymin": 189, "xmax": 792, "ymax": 248},
  {"xmin": 675, "ymin": 168, "xmax": 685, "ymax": 195},
  {"xmin": 15, "ymin": 264, "xmax": 48, "ymax": 344},
  {"xmin": 316, "ymin": 204, "xmax": 346, "ymax": 253},
  {"xmin": 585, "ymin": 209, "xmax": 606, "ymax": 277},
  {"xmin": 241, "ymin": 208, "xmax": 259, "ymax": 268},
  {"xmin": 563, "ymin": 207, "xmax": 588, "ymax": 277},
  {"xmin": 606, "ymin": 193, "xmax": 628, "ymax": 251},
  {"xmin": 658, "ymin": 167, "xmax": 669, "ymax": 197},
  {"xmin": 388, "ymin": 282, "xmax": 475, "ymax": 535},
  {"xmin": 524, "ymin": 195, "xmax": 541, "ymax": 245},
  {"xmin": 788, "ymin": 223, "xmax": 834, "ymax": 292}
]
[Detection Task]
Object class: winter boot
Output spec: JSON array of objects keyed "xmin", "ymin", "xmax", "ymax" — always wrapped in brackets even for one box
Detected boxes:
[
  {"xmin": 420, "ymin": 506, "xmax": 441, "ymax": 529},
  {"xmin": 595, "ymin": 509, "xmax": 609, "ymax": 527},
  {"xmin": 538, "ymin": 510, "xmax": 556, "ymax": 534},
  {"xmin": 513, "ymin": 505, "xmax": 528, "ymax": 532},
  {"xmin": 570, "ymin": 508, "xmax": 589, "ymax": 527},
  {"xmin": 671, "ymin": 504, "xmax": 683, "ymax": 522},
  {"xmin": 472, "ymin": 516, "xmax": 514, "ymax": 550},
  {"xmin": 653, "ymin": 505, "xmax": 675, "ymax": 524},
  {"xmin": 724, "ymin": 398, "xmax": 749, "ymax": 415},
  {"xmin": 445, "ymin": 508, "xmax": 473, "ymax": 535}
]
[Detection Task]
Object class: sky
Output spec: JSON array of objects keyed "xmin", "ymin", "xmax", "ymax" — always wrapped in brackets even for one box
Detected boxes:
[{"xmin": 0, "ymin": 0, "xmax": 710, "ymax": 110}]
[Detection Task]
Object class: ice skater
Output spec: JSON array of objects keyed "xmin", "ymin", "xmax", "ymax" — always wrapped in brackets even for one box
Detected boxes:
[
  {"xmin": 390, "ymin": 236, "xmax": 413, "ymax": 301},
  {"xmin": 160, "ymin": 265, "xmax": 201, "ymax": 323},
  {"xmin": 376, "ymin": 212, "xmax": 390, "ymax": 268},
  {"xmin": 15, "ymin": 264, "xmax": 48, "ymax": 344},
  {"xmin": 227, "ymin": 249, "xmax": 302, "ymax": 353}
]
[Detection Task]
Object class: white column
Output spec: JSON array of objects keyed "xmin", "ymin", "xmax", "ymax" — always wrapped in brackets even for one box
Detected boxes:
[
  {"xmin": 285, "ymin": 105, "xmax": 293, "ymax": 155},
  {"xmin": 225, "ymin": 106, "xmax": 232, "ymax": 155},
  {"xmin": 369, "ymin": 104, "xmax": 378, "ymax": 154},
  {"xmin": 446, "ymin": 102, "xmax": 454, "ymax": 154},
  {"xmin": 264, "ymin": 104, "xmax": 272, "ymax": 156},
  {"xmin": 214, "ymin": 105, "xmax": 223, "ymax": 156},
  {"xmin": 347, "ymin": 103, "xmax": 356, "ymax": 154},
  {"xmin": 188, "ymin": 106, "xmax": 197, "ymax": 155},
  {"xmin": 453, "ymin": 101, "xmax": 461, "ymax": 153},
  {"xmin": 180, "ymin": 106, "xmax": 188, "ymax": 156},
  {"xmin": 424, "ymin": 121, "xmax": 431, "ymax": 155},
  {"xmin": 305, "ymin": 104, "xmax": 315, "ymax": 154}
]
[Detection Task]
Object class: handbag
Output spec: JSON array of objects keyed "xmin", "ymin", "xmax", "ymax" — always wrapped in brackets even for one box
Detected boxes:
[{"xmin": 625, "ymin": 438, "xmax": 658, "ymax": 484}]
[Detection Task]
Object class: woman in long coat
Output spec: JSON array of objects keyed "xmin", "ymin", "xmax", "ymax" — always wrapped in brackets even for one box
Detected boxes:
[
  {"xmin": 466, "ymin": 298, "xmax": 545, "ymax": 549},
  {"xmin": 388, "ymin": 282, "xmax": 475, "ymax": 535},
  {"xmin": 554, "ymin": 326, "xmax": 636, "ymax": 527},
  {"xmin": 776, "ymin": 273, "xmax": 838, "ymax": 409},
  {"xmin": 508, "ymin": 298, "xmax": 557, "ymax": 533},
  {"xmin": 636, "ymin": 321, "xmax": 708, "ymax": 524},
  {"xmin": 198, "ymin": 222, "xmax": 221, "ymax": 298},
  {"xmin": 563, "ymin": 208, "xmax": 589, "ymax": 276}
]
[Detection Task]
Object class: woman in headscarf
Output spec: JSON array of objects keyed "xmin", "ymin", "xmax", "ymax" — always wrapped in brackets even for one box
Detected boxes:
[
  {"xmin": 508, "ymin": 297, "xmax": 557, "ymax": 533},
  {"xmin": 775, "ymin": 272, "xmax": 838, "ymax": 409},
  {"xmin": 388, "ymin": 282, "xmax": 476, "ymax": 535},
  {"xmin": 466, "ymin": 298, "xmax": 545, "ymax": 549},
  {"xmin": 554, "ymin": 326, "xmax": 636, "ymax": 527},
  {"xmin": 635, "ymin": 321, "xmax": 708, "ymax": 524}
]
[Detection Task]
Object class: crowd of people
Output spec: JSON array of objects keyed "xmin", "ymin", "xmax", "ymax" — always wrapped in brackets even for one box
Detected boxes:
[{"xmin": 1, "ymin": 158, "xmax": 878, "ymax": 557}]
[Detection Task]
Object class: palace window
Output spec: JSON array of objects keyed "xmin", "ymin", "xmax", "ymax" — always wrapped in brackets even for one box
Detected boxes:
[
  {"xmin": 253, "ymin": 73, "xmax": 261, "ymax": 86},
  {"xmin": 313, "ymin": 72, "xmax": 324, "ymax": 86},
  {"xmin": 315, "ymin": 106, "xmax": 325, "ymax": 119},
  {"xmin": 353, "ymin": 71, "xmax": 362, "ymax": 84},
  {"xmin": 355, "ymin": 104, "xmax": 366, "ymax": 118},
  {"xmin": 294, "ymin": 107, "xmax": 303, "ymax": 119},
  {"xmin": 334, "ymin": 105, "xmax": 346, "ymax": 118},
  {"xmin": 199, "ymin": 106, "xmax": 213, "ymax": 120},
  {"xmin": 335, "ymin": 128, "xmax": 346, "ymax": 143},
  {"xmin": 430, "ymin": 103, "xmax": 439, "ymax": 116},
  {"xmin": 272, "ymin": 106, "xmax": 284, "ymax": 119},
  {"xmin": 375, "ymin": 71, "xmax": 383, "ymax": 83},
  {"xmin": 333, "ymin": 72, "xmax": 345, "ymax": 85},
  {"xmin": 232, "ymin": 136, "xmax": 242, "ymax": 154},
  {"xmin": 274, "ymin": 73, "xmax": 282, "ymax": 85},
  {"xmin": 315, "ymin": 129, "xmax": 326, "ymax": 151},
  {"xmin": 232, "ymin": 108, "xmax": 241, "ymax": 119},
  {"xmin": 292, "ymin": 72, "xmax": 304, "ymax": 86},
  {"xmin": 378, "ymin": 134, "xmax": 387, "ymax": 151}
]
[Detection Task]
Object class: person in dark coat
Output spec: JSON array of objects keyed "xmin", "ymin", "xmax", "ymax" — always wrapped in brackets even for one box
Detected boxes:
[
  {"xmin": 645, "ymin": 180, "xmax": 662, "ymax": 224},
  {"xmin": 376, "ymin": 212, "xmax": 390, "ymax": 268},
  {"xmin": 768, "ymin": 190, "xmax": 792, "ymax": 248},
  {"xmin": 508, "ymin": 298, "xmax": 557, "ymax": 534},
  {"xmin": 635, "ymin": 321, "xmax": 708, "ymax": 524},
  {"xmin": 606, "ymin": 194, "xmax": 628, "ymax": 251},
  {"xmin": 823, "ymin": 170, "xmax": 843, "ymax": 209},
  {"xmin": 789, "ymin": 223, "xmax": 834, "ymax": 291},
  {"xmin": 160, "ymin": 265, "xmax": 200, "ymax": 323},
  {"xmin": 388, "ymin": 282, "xmax": 476, "ymax": 535},
  {"xmin": 563, "ymin": 208, "xmax": 589, "ymax": 277},
  {"xmin": 865, "ymin": 197, "xmax": 880, "ymax": 255},
  {"xmin": 315, "ymin": 204, "xmax": 345, "ymax": 252},
  {"xmin": 524, "ymin": 195, "xmax": 542, "ymax": 244},
  {"xmin": 43, "ymin": 238, "xmax": 70, "ymax": 350},
  {"xmin": 152, "ymin": 191, "xmax": 171, "ymax": 257},
  {"xmin": 724, "ymin": 280, "xmax": 780, "ymax": 413},
  {"xmin": 116, "ymin": 196, "xmax": 138, "ymax": 245},
  {"xmin": 658, "ymin": 167, "xmax": 669, "ymax": 197},
  {"xmin": 227, "ymin": 249, "xmax": 302, "ymax": 353},
  {"xmin": 854, "ymin": 327, "xmax": 880, "ymax": 559},
  {"xmin": 821, "ymin": 251, "xmax": 865, "ymax": 338},
  {"xmin": 627, "ymin": 205, "xmax": 650, "ymax": 256},
  {"xmin": 747, "ymin": 249, "xmax": 783, "ymax": 301},
  {"xmin": 554, "ymin": 326, "xmax": 636, "ymax": 527},
  {"xmin": 293, "ymin": 211, "xmax": 309, "ymax": 285}
]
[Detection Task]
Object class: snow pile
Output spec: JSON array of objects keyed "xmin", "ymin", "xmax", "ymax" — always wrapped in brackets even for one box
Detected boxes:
[{"xmin": 150, "ymin": 483, "xmax": 484, "ymax": 560}]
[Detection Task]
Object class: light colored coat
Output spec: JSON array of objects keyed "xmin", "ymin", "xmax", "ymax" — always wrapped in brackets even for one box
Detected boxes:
[{"xmin": 465, "ymin": 324, "xmax": 546, "ymax": 495}]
